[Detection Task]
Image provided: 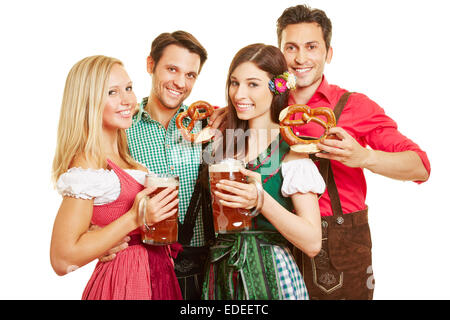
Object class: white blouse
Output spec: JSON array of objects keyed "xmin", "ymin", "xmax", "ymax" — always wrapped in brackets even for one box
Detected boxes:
[
  {"xmin": 56, "ymin": 167, "xmax": 147, "ymax": 206},
  {"xmin": 56, "ymin": 159, "xmax": 325, "ymax": 206},
  {"xmin": 281, "ymin": 158, "xmax": 325, "ymax": 197}
]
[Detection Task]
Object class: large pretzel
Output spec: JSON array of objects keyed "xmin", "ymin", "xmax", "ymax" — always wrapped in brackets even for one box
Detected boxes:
[
  {"xmin": 176, "ymin": 100, "xmax": 215, "ymax": 143},
  {"xmin": 279, "ymin": 104, "xmax": 336, "ymax": 153}
]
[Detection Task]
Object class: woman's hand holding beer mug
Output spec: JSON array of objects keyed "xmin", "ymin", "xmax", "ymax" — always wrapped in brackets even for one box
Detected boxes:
[
  {"xmin": 133, "ymin": 185, "xmax": 179, "ymax": 227},
  {"xmin": 213, "ymin": 168, "xmax": 263, "ymax": 215},
  {"xmin": 96, "ymin": 184, "xmax": 179, "ymax": 261},
  {"xmin": 209, "ymin": 159, "xmax": 264, "ymax": 233}
]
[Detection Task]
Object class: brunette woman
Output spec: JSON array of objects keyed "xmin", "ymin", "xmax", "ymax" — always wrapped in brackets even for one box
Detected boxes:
[{"xmin": 202, "ymin": 44, "xmax": 325, "ymax": 300}]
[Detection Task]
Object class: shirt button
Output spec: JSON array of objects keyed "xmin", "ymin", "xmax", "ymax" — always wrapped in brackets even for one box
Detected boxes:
[{"xmin": 170, "ymin": 166, "xmax": 174, "ymax": 171}]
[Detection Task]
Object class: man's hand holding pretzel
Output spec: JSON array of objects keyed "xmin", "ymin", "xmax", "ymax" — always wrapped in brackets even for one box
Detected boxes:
[{"xmin": 315, "ymin": 127, "xmax": 370, "ymax": 168}]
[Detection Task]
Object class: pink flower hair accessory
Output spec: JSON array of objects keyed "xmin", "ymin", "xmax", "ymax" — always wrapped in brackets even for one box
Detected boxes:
[{"xmin": 268, "ymin": 72, "xmax": 296, "ymax": 95}]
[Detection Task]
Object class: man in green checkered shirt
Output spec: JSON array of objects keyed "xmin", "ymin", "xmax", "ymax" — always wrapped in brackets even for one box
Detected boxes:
[
  {"xmin": 128, "ymin": 96, "xmax": 206, "ymax": 246},
  {"xmin": 126, "ymin": 31, "xmax": 226, "ymax": 299}
]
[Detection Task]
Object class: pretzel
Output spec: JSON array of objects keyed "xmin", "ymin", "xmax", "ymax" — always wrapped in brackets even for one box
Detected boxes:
[
  {"xmin": 279, "ymin": 104, "xmax": 336, "ymax": 153},
  {"xmin": 176, "ymin": 100, "xmax": 215, "ymax": 143}
]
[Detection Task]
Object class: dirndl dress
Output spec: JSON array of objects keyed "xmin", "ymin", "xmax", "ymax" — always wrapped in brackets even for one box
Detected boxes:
[{"xmin": 202, "ymin": 135, "xmax": 325, "ymax": 300}]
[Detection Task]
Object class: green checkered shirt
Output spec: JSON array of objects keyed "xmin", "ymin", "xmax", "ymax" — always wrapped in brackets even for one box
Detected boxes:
[{"xmin": 127, "ymin": 97, "xmax": 205, "ymax": 246}]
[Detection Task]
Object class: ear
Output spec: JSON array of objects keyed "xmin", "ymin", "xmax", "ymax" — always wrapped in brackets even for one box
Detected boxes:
[
  {"xmin": 326, "ymin": 46, "xmax": 333, "ymax": 64},
  {"xmin": 147, "ymin": 56, "xmax": 155, "ymax": 75}
]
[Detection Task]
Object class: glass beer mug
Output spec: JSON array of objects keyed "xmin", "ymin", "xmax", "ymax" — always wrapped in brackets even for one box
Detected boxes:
[
  {"xmin": 139, "ymin": 173, "xmax": 179, "ymax": 245},
  {"xmin": 209, "ymin": 159, "xmax": 252, "ymax": 233}
]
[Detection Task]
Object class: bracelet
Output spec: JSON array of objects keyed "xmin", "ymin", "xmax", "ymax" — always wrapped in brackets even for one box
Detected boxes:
[{"xmin": 248, "ymin": 180, "xmax": 264, "ymax": 217}]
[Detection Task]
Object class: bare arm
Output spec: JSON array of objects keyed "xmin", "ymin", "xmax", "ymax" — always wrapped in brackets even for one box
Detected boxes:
[
  {"xmin": 50, "ymin": 197, "xmax": 138, "ymax": 276},
  {"xmin": 316, "ymin": 127, "xmax": 429, "ymax": 181},
  {"xmin": 50, "ymin": 186, "xmax": 178, "ymax": 276},
  {"xmin": 88, "ymin": 224, "xmax": 131, "ymax": 263},
  {"xmin": 363, "ymin": 149, "xmax": 428, "ymax": 181},
  {"xmin": 258, "ymin": 190, "xmax": 322, "ymax": 257},
  {"xmin": 214, "ymin": 168, "xmax": 322, "ymax": 258}
]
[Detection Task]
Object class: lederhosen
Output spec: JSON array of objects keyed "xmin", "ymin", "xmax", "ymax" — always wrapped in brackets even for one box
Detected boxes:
[
  {"xmin": 293, "ymin": 92, "xmax": 375, "ymax": 300},
  {"xmin": 173, "ymin": 119, "xmax": 216, "ymax": 300}
]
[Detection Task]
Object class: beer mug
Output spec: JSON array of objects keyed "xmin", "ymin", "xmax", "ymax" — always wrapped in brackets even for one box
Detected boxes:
[
  {"xmin": 139, "ymin": 173, "xmax": 179, "ymax": 245},
  {"xmin": 209, "ymin": 159, "xmax": 252, "ymax": 233}
]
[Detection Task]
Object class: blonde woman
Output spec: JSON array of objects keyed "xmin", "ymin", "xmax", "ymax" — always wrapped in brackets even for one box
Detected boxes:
[{"xmin": 50, "ymin": 55, "xmax": 182, "ymax": 300}]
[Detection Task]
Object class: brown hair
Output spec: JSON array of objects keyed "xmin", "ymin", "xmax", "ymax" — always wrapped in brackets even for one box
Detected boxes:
[
  {"xmin": 276, "ymin": 4, "xmax": 332, "ymax": 51},
  {"xmin": 149, "ymin": 30, "xmax": 208, "ymax": 72},
  {"xmin": 218, "ymin": 44, "xmax": 289, "ymax": 159}
]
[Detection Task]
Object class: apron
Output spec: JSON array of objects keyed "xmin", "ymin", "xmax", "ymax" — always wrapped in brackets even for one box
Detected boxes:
[{"xmin": 293, "ymin": 92, "xmax": 375, "ymax": 300}]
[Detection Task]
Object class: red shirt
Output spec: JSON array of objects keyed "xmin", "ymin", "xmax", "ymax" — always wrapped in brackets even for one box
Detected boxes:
[{"xmin": 289, "ymin": 77, "xmax": 431, "ymax": 216}]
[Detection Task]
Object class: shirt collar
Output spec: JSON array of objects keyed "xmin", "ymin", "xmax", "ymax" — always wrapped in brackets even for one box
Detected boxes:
[
  {"xmin": 134, "ymin": 97, "xmax": 187, "ymax": 124},
  {"xmin": 312, "ymin": 76, "xmax": 332, "ymax": 104},
  {"xmin": 288, "ymin": 75, "xmax": 332, "ymax": 105}
]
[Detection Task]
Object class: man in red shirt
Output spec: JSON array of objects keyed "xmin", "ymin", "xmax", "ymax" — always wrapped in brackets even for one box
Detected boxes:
[{"xmin": 277, "ymin": 5, "xmax": 430, "ymax": 299}]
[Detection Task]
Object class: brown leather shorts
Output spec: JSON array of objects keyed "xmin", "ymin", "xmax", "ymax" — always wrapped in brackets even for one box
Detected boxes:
[{"xmin": 294, "ymin": 208, "xmax": 374, "ymax": 300}]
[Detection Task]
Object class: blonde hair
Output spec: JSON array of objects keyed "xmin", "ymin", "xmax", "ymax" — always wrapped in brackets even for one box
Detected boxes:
[{"xmin": 52, "ymin": 55, "xmax": 138, "ymax": 185}]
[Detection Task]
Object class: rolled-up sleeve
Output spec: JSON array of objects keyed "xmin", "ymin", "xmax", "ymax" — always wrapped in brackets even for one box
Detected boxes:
[{"xmin": 345, "ymin": 93, "xmax": 431, "ymax": 183}]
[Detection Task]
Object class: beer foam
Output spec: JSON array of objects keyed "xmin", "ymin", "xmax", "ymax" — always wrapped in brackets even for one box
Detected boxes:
[
  {"xmin": 147, "ymin": 180, "xmax": 179, "ymax": 188},
  {"xmin": 145, "ymin": 174, "xmax": 179, "ymax": 188},
  {"xmin": 209, "ymin": 159, "xmax": 244, "ymax": 173}
]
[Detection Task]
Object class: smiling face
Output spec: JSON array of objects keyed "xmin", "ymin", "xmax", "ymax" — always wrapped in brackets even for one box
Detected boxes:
[
  {"xmin": 280, "ymin": 22, "xmax": 332, "ymax": 91},
  {"xmin": 102, "ymin": 64, "xmax": 136, "ymax": 131},
  {"xmin": 228, "ymin": 61, "xmax": 273, "ymax": 124},
  {"xmin": 148, "ymin": 44, "xmax": 200, "ymax": 110}
]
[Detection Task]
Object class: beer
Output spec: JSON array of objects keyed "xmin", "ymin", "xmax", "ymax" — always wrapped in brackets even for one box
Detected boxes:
[
  {"xmin": 140, "ymin": 174, "xmax": 179, "ymax": 245},
  {"xmin": 209, "ymin": 159, "xmax": 251, "ymax": 233}
]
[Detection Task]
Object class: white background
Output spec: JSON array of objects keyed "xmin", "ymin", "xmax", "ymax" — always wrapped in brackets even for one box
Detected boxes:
[{"xmin": 0, "ymin": 0, "xmax": 448, "ymax": 300}]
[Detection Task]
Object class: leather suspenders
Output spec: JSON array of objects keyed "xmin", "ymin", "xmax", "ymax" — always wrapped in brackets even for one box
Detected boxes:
[
  {"xmin": 178, "ymin": 119, "xmax": 215, "ymax": 246},
  {"xmin": 311, "ymin": 91, "xmax": 352, "ymax": 223}
]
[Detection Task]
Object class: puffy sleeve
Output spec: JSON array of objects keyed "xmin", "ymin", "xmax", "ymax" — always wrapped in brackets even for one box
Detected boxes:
[
  {"xmin": 56, "ymin": 168, "xmax": 119, "ymax": 204},
  {"xmin": 281, "ymin": 158, "xmax": 326, "ymax": 197}
]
